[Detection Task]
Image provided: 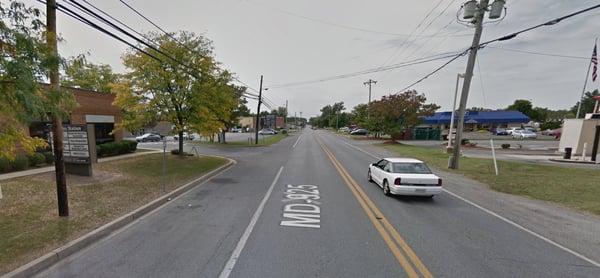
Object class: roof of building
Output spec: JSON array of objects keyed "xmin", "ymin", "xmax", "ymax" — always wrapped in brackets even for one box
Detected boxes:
[
  {"xmin": 422, "ymin": 110, "xmax": 530, "ymax": 125},
  {"xmin": 384, "ymin": 158, "xmax": 424, "ymax": 163}
]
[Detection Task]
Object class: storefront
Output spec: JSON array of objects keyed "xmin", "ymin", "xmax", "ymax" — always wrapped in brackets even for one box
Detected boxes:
[{"xmin": 28, "ymin": 86, "xmax": 122, "ymax": 144}]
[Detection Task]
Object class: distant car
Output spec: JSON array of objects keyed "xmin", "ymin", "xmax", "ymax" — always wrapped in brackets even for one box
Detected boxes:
[
  {"xmin": 136, "ymin": 133, "xmax": 161, "ymax": 142},
  {"xmin": 507, "ymin": 127, "xmax": 523, "ymax": 135},
  {"xmin": 492, "ymin": 128, "xmax": 508, "ymax": 135},
  {"xmin": 512, "ymin": 130, "xmax": 537, "ymax": 139},
  {"xmin": 258, "ymin": 128, "xmax": 276, "ymax": 135},
  {"xmin": 230, "ymin": 127, "xmax": 242, "ymax": 133},
  {"xmin": 524, "ymin": 127, "xmax": 536, "ymax": 132},
  {"xmin": 350, "ymin": 129, "xmax": 368, "ymax": 135},
  {"xmin": 367, "ymin": 158, "xmax": 442, "ymax": 198}
]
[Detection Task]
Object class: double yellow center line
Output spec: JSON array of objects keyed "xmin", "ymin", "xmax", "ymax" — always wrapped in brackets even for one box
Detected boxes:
[{"xmin": 315, "ymin": 135, "xmax": 433, "ymax": 278}]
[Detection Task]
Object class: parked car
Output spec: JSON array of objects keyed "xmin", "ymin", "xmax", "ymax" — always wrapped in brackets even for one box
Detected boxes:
[
  {"xmin": 367, "ymin": 158, "xmax": 442, "ymax": 198},
  {"xmin": 136, "ymin": 133, "xmax": 161, "ymax": 142},
  {"xmin": 230, "ymin": 127, "xmax": 242, "ymax": 133},
  {"xmin": 350, "ymin": 128, "xmax": 368, "ymax": 135},
  {"xmin": 174, "ymin": 132, "xmax": 194, "ymax": 140},
  {"xmin": 512, "ymin": 130, "xmax": 537, "ymax": 139},
  {"xmin": 338, "ymin": 127, "xmax": 350, "ymax": 133},
  {"xmin": 258, "ymin": 128, "xmax": 276, "ymax": 135},
  {"xmin": 542, "ymin": 128, "xmax": 561, "ymax": 136},
  {"xmin": 491, "ymin": 127, "xmax": 508, "ymax": 135},
  {"xmin": 507, "ymin": 127, "xmax": 523, "ymax": 135}
]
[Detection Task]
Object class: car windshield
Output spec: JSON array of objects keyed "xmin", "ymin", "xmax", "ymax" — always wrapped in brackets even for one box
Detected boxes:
[{"xmin": 392, "ymin": 163, "xmax": 432, "ymax": 174}]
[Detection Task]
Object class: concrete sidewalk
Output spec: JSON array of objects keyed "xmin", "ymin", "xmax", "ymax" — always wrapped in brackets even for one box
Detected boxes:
[{"xmin": 0, "ymin": 149, "xmax": 161, "ymax": 181}]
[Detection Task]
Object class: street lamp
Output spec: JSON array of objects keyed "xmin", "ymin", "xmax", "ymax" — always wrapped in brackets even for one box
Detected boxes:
[{"xmin": 447, "ymin": 73, "xmax": 466, "ymax": 150}]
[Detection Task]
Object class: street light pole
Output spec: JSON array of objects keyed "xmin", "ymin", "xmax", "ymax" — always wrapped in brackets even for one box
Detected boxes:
[
  {"xmin": 254, "ymin": 75, "xmax": 263, "ymax": 145},
  {"xmin": 447, "ymin": 73, "xmax": 465, "ymax": 150},
  {"xmin": 449, "ymin": 0, "xmax": 490, "ymax": 170}
]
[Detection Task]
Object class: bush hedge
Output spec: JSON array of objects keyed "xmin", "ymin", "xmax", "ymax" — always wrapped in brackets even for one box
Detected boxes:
[
  {"xmin": 27, "ymin": 153, "xmax": 46, "ymax": 167},
  {"xmin": 43, "ymin": 151, "xmax": 55, "ymax": 164},
  {"xmin": 97, "ymin": 140, "xmax": 138, "ymax": 157},
  {"xmin": 501, "ymin": 143, "xmax": 510, "ymax": 149},
  {"xmin": 12, "ymin": 155, "xmax": 29, "ymax": 171}
]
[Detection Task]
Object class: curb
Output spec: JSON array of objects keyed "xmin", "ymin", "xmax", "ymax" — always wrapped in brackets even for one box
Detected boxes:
[
  {"xmin": 548, "ymin": 158, "xmax": 599, "ymax": 165},
  {"xmin": 2, "ymin": 156, "xmax": 236, "ymax": 278}
]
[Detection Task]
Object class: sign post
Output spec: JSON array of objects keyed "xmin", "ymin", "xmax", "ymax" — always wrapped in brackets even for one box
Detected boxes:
[{"xmin": 63, "ymin": 125, "xmax": 93, "ymax": 176}]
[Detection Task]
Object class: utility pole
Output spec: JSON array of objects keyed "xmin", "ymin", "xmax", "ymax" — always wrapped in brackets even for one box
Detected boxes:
[
  {"xmin": 285, "ymin": 100, "xmax": 288, "ymax": 127},
  {"xmin": 254, "ymin": 75, "xmax": 263, "ymax": 145},
  {"xmin": 449, "ymin": 0, "xmax": 491, "ymax": 169},
  {"xmin": 363, "ymin": 79, "xmax": 377, "ymax": 103},
  {"xmin": 47, "ymin": 0, "xmax": 69, "ymax": 216}
]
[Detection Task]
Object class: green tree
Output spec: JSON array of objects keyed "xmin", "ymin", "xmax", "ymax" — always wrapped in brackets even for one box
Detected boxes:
[
  {"xmin": 570, "ymin": 89, "xmax": 600, "ymax": 116},
  {"xmin": 507, "ymin": 99, "xmax": 533, "ymax": 117},
  {"xmin": 114, "ymin": 31, "xmax": 218, "ymax": 155},
  {"xmin": 61, "ymin": 55, "xmax": 118, "ymax": 92},
  {"xmin": 369, "ymin": 90, "xmax": 439, "ymax": 138},
  {"xmin": 270, "ymin": 106, "xmax": 287, "ymax": 117},
  {"xmin": 0, "ymin": 0, "xmax": 73, "ymax": 159}
]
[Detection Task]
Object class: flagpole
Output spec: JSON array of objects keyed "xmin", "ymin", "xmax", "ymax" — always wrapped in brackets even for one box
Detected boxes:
[{"xmin": 577, "ymin": 38, "xmax": 597, "ymax": 119}]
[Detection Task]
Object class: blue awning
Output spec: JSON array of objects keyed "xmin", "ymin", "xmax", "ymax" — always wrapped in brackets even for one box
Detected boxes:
[{"xmin": 422, "ymin": 111, "xmax": 530, "ymax": 125}]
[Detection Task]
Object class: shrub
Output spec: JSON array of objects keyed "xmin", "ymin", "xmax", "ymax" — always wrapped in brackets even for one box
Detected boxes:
[
  {"xmin": 0, "ymin": 157, "xmax": 11, "ymax": 173},
  {"xmin": 460, "ymin": 139, "xmax": 470, "ymax": 145},
  {"xmin": 501, "ymin": 143, "xmax": 510, "ymax": 149},
  {"xmin": 12, "ymin": 155, "xmax": 29, "ymax": 171},
  {"xmin": 28, "ymin": 153, "xmax": 46, "ymax": 166},
  {"xmin": 281, "ymin": 129, "xmax": 288, "ymax": 135},
  {"xmin": 97, "ymin": 140, "xmax": 138, "ymax": 157},
  {"xmin": 43, "ymin": 151, "xmax": 55, "ymax": 164}
]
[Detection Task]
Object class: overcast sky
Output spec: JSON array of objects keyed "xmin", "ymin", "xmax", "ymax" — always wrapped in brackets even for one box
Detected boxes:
[{"xmin": 19, "ymin": 0, "xmax": 600, "ymax": 117}]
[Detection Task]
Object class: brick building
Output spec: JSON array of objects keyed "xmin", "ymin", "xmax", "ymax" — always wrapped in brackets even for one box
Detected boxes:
[{"xmin": 28, "ymin": 86, "xmax": 123, "ymax": 144}]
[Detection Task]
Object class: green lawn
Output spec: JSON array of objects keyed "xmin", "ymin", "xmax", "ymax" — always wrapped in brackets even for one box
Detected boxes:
[
  {"xmin": 193, "ymin": 133, "xmax": 288, "ymax": 147},
  {"xmin": 0, "ymin": 154, "xmax": 226, "ymax": 275},
  {"xmin": 381, "ymin": 143, "xmax": 600, "ymax": 215}
]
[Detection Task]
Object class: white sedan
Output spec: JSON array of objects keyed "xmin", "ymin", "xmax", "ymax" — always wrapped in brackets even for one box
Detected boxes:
[{"xmin": 367, "ymin": 158, "xmax": 442, "ymax": 198}]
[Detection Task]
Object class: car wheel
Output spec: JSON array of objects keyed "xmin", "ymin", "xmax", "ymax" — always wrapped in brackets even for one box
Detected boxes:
[
  {"xmin": 367, "ymin": 170, "xmax": 373, "ymax": 182},
  {"xmin": 383, "ymin": 180, "xmax": 391, "ymax": 196}
]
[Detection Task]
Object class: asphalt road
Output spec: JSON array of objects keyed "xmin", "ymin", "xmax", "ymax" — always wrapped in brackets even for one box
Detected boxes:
[{"xmin": 35, "ymin": 128, "xmax": 600, "ymax": 278}]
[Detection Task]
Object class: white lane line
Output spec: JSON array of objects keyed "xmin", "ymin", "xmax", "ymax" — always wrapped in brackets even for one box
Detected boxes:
[
  {"xmin": 219, "ymin": 166, "xmax": 284, "ymax": 278},
  {"xmin": 443, "ymin": 189, "xmax": 600, "ymax": 268},
  {"xmin": 292, "ymin": 134, "xmax": 303, "ymax": 149},
  {"xmin": 334, "ymin": 136, "xmax": 600, "ymax": 268}
]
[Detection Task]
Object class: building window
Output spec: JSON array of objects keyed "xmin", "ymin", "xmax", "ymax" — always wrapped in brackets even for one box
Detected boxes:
[{"xmin": 94, "ymin": 123, "xmax": 115, "ymax": 144}]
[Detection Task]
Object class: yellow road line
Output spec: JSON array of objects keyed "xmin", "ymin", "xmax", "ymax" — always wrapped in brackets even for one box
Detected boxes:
[{"xmin": 315, "ymin": 135, "xmax": 433, "ymax": 278}]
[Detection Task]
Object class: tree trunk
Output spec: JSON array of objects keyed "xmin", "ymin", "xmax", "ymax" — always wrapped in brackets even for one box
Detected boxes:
[
  {"xmin": 178, "ymin": 131, "xmax": 184, "ymax": 156},
  {"xmin": 221, "ymin": 130, "xmax": 226, "ymax": 144}
]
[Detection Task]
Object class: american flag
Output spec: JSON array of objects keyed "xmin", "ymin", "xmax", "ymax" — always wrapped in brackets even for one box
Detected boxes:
[{"xmin": 593, "ymin": 43, "xmax": 598, "ymax": 82}]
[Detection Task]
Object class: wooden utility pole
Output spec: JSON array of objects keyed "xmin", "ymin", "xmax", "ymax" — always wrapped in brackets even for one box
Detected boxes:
[
  {"xmin": 363, "ymin": 79, "xmax": 377, "ymax": 103},
  {"xmin": 449, "ymin": 0, "xmax": 489, "ymax": 170},
  {"xmin": 254, "ymin": 75, "xmax": 263, "ymax": 144},
  {"xmin": 47, "ymin": 0, "xmax": 69, "ymax": 216}
]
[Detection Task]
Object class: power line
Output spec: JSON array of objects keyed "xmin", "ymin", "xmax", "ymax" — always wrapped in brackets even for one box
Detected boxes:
[
  {"xmin": 486, "ymin": 46, "xmax": 588, "ymax": 60},
  {"xmin": 115, "ymin": 0, "xmax": 261, "ymax": 94},
  {"xmin": 242, "ymin": 0, "xmax": 470, "ymax": 38},
  {"xmin": 269, "ymin": 50, "xmax": 464, "ymax": 88},
  {"xmin": 65, "ymin": 0, "xmax": 201, "ymax": 78},
  {"xmin": 374, "ymin": 0, "xmax": 448, "ymax": 73},
  {"xmin": 39, "ymin": 0, "xmax": 164, "ymax": 62},
  {"xmin": 399, "ymin": 3, "xmax": 600, "ymax": 91},
  {"xmin": 79, "ymin": 0, "xmax": 159, "ymax": 48}
]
